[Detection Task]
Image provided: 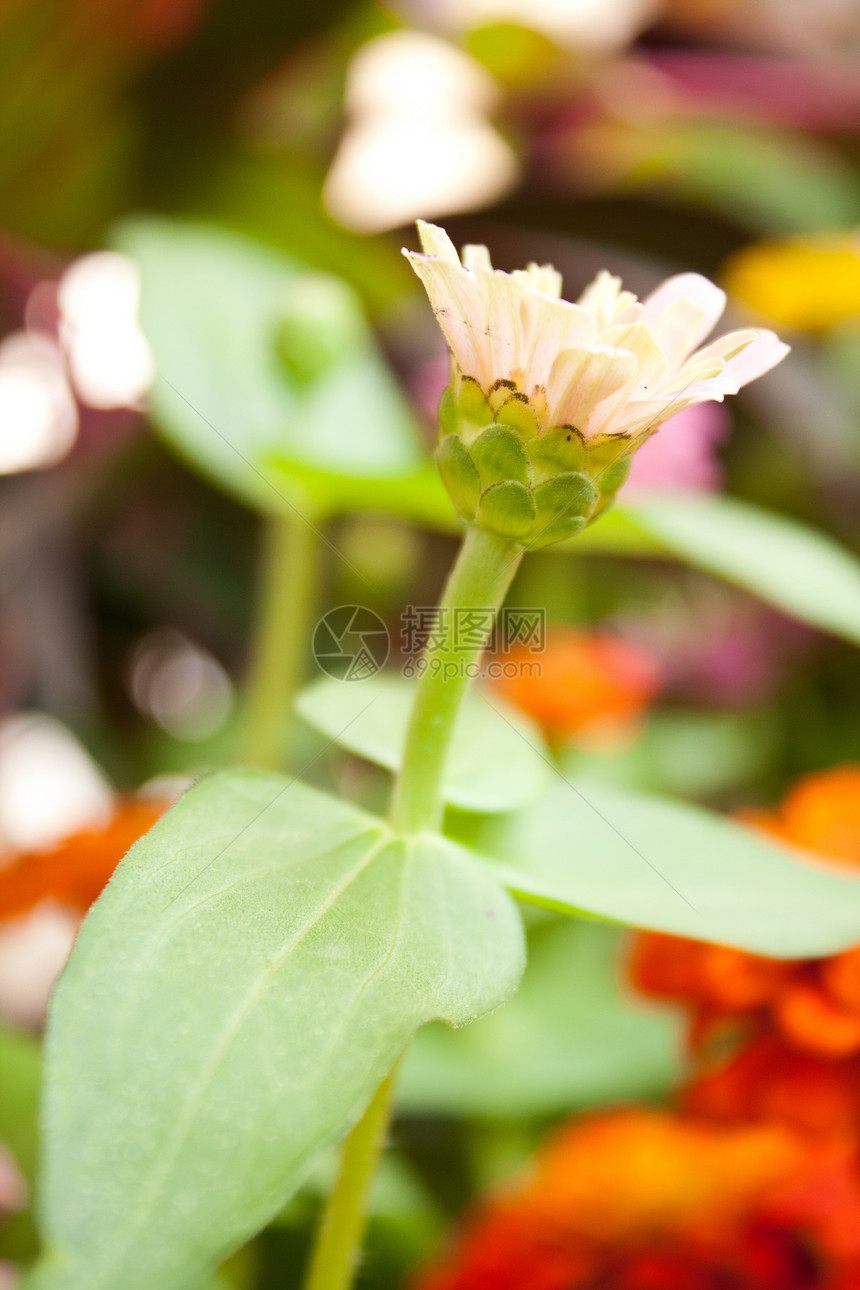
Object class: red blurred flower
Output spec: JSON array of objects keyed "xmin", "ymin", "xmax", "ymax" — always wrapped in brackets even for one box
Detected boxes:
[
  {"xmin": 412, "ymin": 1110, "xmax": 860, "ymax": 1290},
  {"xmin": 631, "ymin": 766, "xmax": 860, "ymax": 1062},
  {"xmin": 493, "ymin": 628, "xmax": 662, "ymax": 745},
  {"xmin": 685, "ymin": 1036, "xmax": 860, "ymax": 1141}
]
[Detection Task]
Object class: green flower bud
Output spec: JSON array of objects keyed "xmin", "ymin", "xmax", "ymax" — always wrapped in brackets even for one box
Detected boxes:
[{"xmin": 435, "ymin": 376, "xmax": 633, "ymax": 549}]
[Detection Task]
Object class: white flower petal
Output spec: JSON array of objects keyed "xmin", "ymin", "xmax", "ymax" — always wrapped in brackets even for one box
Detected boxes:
[
  {"xmin": 519, "ymin": 293, "xmax": 598, "ymax": 403},
  {"xmin": 640, "ymin": 273, "xmax": 727, "ymax": 371},
  {"xmin": 476, "ymin": 266, "xmax": 528, "ymax": 389},
  {"xmin": 583, "ymin": 322, "xmax": 667, "ymax": 436},
  {"xmin": 702, "ymin": 330, "xmax": 791, "ymax": 396},
  {"xmin": 415, "ymin": 220, "xmax": 461, "ymax": 262},
  {"xmin": 612, "ymin": 300, "xmax": 645, "ymax": 327},
  {"xmin": 511, "ymin": 263, "xmax": 563, "ymax": 298},
  {"xmin": 620, "ymin": 384, "xmax": 729, "ymax": 436},
  {"xmin": 578, "ymin": 270, "xmax": 639, "ymax": 329},
  {"xmin": 462, "ymin": 243, "xmax": 493, "ymax": 271},
  {"xmin": 691, "ymin": 328, "xmax": 759, "ymax": 365},
  {"xmin": 662, "ymin": 357, "xmax": 727, "ymax": 396},
  {"xmin": 404, "ymin": 223, "xmax": 789, "ymax": 448},
  {"xmin": 600, "ymin": 322, "xmax": 667, "ymax": 395},
  {"xmin": 405, "ymin": 252, "xmax": 492, "ymax": 385},
  {"xmin": 548, "ymin": 344, "xmax": 639, "ymax": 428}
]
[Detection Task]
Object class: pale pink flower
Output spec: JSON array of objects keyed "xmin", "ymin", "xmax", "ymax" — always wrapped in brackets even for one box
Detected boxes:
[
  {"xmin": 404, "ymin": 221, "xmax": 789, "ymax": 449},
  {"xmin": 625, "ymin": 401, "xmax": 730, "ymax": 494}
]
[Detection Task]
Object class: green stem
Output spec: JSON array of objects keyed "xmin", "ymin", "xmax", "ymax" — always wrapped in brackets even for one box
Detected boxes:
[
  {"xmin": 302, "ymin": 525, "xmax": 523, "ymax": 1290},
  {"xmin": 241, "ymin": 509, "xmax": 318, "ymax": 771},
  {"xmin": 302, "ymin": 1066, "xmax": 398, "ymax": 1290},
  {"xmin": 390, "ymin": 525, "xmax": 524, "ymax": 833}
]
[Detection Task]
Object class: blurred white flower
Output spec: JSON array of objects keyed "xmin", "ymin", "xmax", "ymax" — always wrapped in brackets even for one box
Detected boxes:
[
  {"xmin": 402, "ymin": 0, "xmax": 660, "ymax": 53},
  {"xmin": 0, "ymin": 714, "xmax": 112, "ymax": 853},
  {"xmin": 0, "ymin": 903, "xmax": 78, "ymax": 1029},
  {"xmin": 0, "ymin": 333, "xmax": 78, "ymax": 475},
  {"xmin": 324, "ymin": 31, "xmax": 517, "ymax": 233},
  {"xmin": 57, "ymin": 252, "xmax": 154, "ymax": 409},
  {"xmin": 405, "ymin": 220, "xmax": 789, "ymax": 445},
  {"xmin": 129, "ymin": 628, "xmax": 233, "ymax": 742}
]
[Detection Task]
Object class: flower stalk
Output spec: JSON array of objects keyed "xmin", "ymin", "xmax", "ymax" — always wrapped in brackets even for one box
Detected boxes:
[
  {"xmin": 390, "ymin": 524, "xmax": 524, "ymax": 833},
  {"xmin": 302, "ymin": 1065, "xmax": 399, "ymax": 1290},
  {"xmin": 241, "ymin": 509, "xmax": 318, "ymax": 771},
  {"xmin": 303, "ymin": 524, "xmax": 523, "ymax": 1290}
]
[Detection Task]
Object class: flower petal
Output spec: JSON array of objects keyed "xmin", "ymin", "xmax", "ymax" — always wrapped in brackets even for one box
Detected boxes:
[
  {"xmin": 519, "ymin": 293, "xmax": 598, "ymax": 402},
  {"xmin": 578, "ymin": 270, "xmax": 639, "ymax": 329},
  {"xmin": 511, "ymin": 263, "xmax": 564, "ymax": 298},
  {"xmin": 692, "ymin": 328, "xmax": 760, "ymax": 365},
  {"xmin": 702, "ymin": 329, "xmax": 791, "ymax": 396},
  {"xmin": 415, "ymin": 220, "xmax": 461, "ymax": 262},
  {"xmin": 462, "ymin": 243, "xmax": 492, "ymax": 271},
  {"xmin": 404, "ymin": 252, "xmax": 493, "ymax": 385},
  {"xmin": 641, "ymin": 273, "xmax": 727, "ymax": 371},
  {"xmin": 548, "ymin": 344, "xmax": 639, "ymax": 430},
  {"xmin": 583, "ymin": 323, "xmax": 667, "ymax": 436}
]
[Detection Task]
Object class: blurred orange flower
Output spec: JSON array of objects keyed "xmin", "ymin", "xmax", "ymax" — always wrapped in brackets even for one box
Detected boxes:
[
  {"xmin": 0, "ymin": 799, "xmax": 167, "ymax": 922},
  {"xmin": 0, "ymin": 798, "xmax": 168, "ymax": 1028},
  {"xmin": 630, "ymin": 768, "xmax": 860, "ymax": 1150},
  {"xmin": 631, "ymin": 766, "xmax": 860, "ymax": 1062},
  {"xmin": 412, "ymin": 1110, "xmax": 860, "ymax": 1290},
  {"xmin": 493, "ymin": 628, "xmax": 662, "ymax": 744}
]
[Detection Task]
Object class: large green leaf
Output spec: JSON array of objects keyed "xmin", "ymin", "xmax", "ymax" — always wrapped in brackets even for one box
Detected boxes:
[
  {"xmin": 630, "ymin": 121, "xmax": 860, "ymax": 234},
  {"xmin": 577, "ymin": 493, "xmax": 860, "ymax": 648},
  {"xmin": 399, "ymin": 919, "xmax": 680, "ymax": 1119},
  {"xmin": 295, "ymin": 674, "xmax": 549, "ymax": 813},
  {"xmin": 114, "ymin": 219, "xmax": 425, "ymax": 515},
  {"xmin": 29, "ymin": 773, "xmax": 523, "ymax": 1290},
  {"xmin": 475, "ymin": 777, "xmax": 860, "ymax": 958}
]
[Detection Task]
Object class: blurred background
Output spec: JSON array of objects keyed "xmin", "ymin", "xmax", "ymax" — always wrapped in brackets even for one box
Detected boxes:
[{"xmin": 2, "ymin": 0, "xmax": 860, "ymax": 1286}]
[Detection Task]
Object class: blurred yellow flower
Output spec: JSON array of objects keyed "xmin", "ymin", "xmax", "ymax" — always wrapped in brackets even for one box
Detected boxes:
[{"xmin": 723, "ymin": 234, "xmax": 860, "ymax": 332}]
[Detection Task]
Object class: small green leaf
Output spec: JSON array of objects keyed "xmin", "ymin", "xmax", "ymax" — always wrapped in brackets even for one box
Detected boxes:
[
  {"xmin": 623, "ymin": 493, "xmax": 860, "ymax": 648},
  {"xmin": 113, "ymin": 219, "xmax": 423, "ymax": 516},
  {"xmin": 30, "ymin": 773, "xmax": 523, "ymax": 1290},
  {"xmin": 495, "ymin": 397, "xmax": 539, "ymax": 439},
  {"xmin": 295, "ymin": 674, "xmax": 549, "ymax": 813},
  {"xmin": 586, "ymin": 437, "xmax": 632, "ymax": 472},
  {"xmin": 455, "ymin": 377, "xmax": 494, "ymax": 430},
  {"xmin": 595, "ymin": 455, "xmax": 632, "ymax": 497},
  {"xmin": 399, "ymin": 919, "xmax": 681, "ymax": 1119},
  {"xmin": 477, "ymin": 480, "xmax": 535, "ymax": 538},
  {"xmin": 475, "ymin": 777, "xmax": 860, "ymax": 958},
  {"xmin": 438, "ymin": 386, "xmax": 458, "ymax": 437},
  {"xmin": 436, "ymin": 434, "xmax": 481, "ymax": 520},
  {"xmin": 529, "ymin": 426, "xmax": 587, "ymax": 479},
  {"xmin": 470, "ymin": 425, "xmax": 530, "ymax": 488},
  {"xmin": 528, "ymin": 472, "xmax": 597, "ymax": 548}
]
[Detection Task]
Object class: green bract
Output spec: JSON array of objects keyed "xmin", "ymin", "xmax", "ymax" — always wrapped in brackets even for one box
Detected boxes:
[{"xmin": 436, "ymin": 375, "xmax": 632, "ymax": 548}]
